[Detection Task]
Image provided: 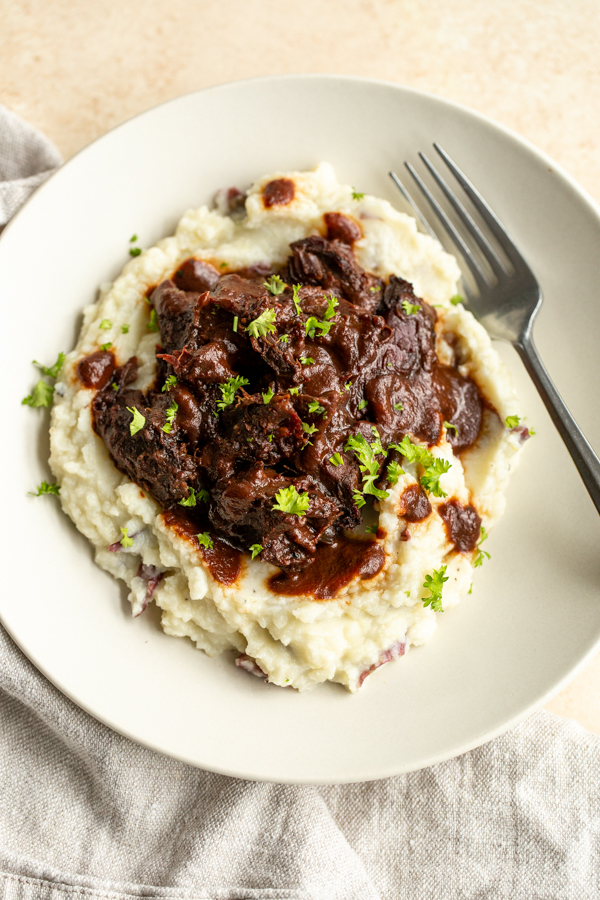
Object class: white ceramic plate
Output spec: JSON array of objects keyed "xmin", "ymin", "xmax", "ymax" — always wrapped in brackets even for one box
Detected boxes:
[{"xmin": 1, "ymin": 76, "xmax": 599, "ymax": 784}]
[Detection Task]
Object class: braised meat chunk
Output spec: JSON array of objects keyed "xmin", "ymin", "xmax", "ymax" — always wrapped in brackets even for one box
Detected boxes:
[{"xmin": 91, "ymin": 233, "xmax": 484, "ymax": 571}]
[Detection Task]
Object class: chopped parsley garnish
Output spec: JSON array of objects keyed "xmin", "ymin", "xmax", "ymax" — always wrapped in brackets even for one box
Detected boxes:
[
  {"xmin": 300, "ymin": 356, "xmax": 314, "ymax": 365},
  {"xmin": 302, "ymin": 422, "xmax": 318, "ymax": 435},
  {"xmin": 233, "ymin": 316, "xmax": 239, "ymax": 333},
  {"xmin": 505, "ymin": 415, "xmax": 520, "ymax": 429},
  {"xmin": 272, "ymin": 485, "xmax": 311, "ymax": 516},
  {"xmin": 263, "ymin": 274, "xmax": 286, "ymax": 295},
  {"xmin": 100, "ymin": 342, "xmax": 112, "ymax": 352},
  {"xmin": 217, "ymin": 375, "xmax": 249, "ymax": 411},
  {"xmin": 196, "ymin": 532, "xmax": 213, "ymax": 549},
  {"xmin": 121, "ymin": 324, "xmax": 130, "ymax": 334},
  {"xmin": 450, "ymin": 294, "xmax": 463, "ymax": 306},
  {"xmin": 365, "ymin": 525, "xmax": 378, "ymax": 534},
  {"xmin": 401, "ymin": 300, "xmax": 421, "ymax": 316},
  {"xmin": 358, "ymin": 399, "xmax": 368, "ymax": 411},
  {"xmin": 473, "ymin": 526, "xmax": 491, "ymax": 568},
  {"xmin": 126, "ymin": 406, "xmax": 146, "ymax": 435},
  {"xmin": 219, "ymin": 261, "xmax": 227, "ymax": 269},
  {"xmin": 393, "ymin": 401, "xmax": 403, "ymax": 412},
  {"xmin": 305, "ymin": 316, "xmax": 331, "ymax": 339},
  {"xmin": 292, "ymin": 284, "xmax": 303, "ymax": 315},
  {"xmin": 197, "ymin": 488, "xmax": 210, "ymax": 503},
  {"xmin": 391, "ymin": 435, "xmax": 450, "ymax": 498},
  {"xmin": 288, "ymin": 386, "xmax": 300, "ymax": 395},
  {"xmin": 146, "ymin": 309, "xmax": 159, "ymax": 332},
  {"xmin": 33, "ymin": 352, "xmax": 65, "ymax": 379},
  {"xmin": 386, "ymin": 461, "xmax": 404, "ymax": 485},
  {"xmin": 162, "ymin": 374, "xmax": 177, "ymax": 392},
  {"xmin": 422, "ymin": 566, "xmax": 448, "ymax": 612},
  {"xmin": 22, "ymin": 380, "xmax": 53, "ymax": 408},
  {"xmin": 112, "ymin": 383, "xmax": 119, "ymax": 391},
  {"xmin": 247, "ymin": 308, "xmax": 277, "ymax": 338},
  {"xmin": 179, "ymin": 486, "xmax": 197, "ymax": 507},
  {"xmin": 329, "ymin": 453, "xmax": 344, "ymax": 466},
  {"xmin": 352, "ymin": 189, "xmax": 364, "ymax": 200},
  {"xmin": 99, "ymin": 319, "xmax": 112, "ymax": 330},
  {"xmin": 279, "ymin": 334, "xmax": 290, "ymax": 342},
  {"xmin": 129, "ymin": 247, "xmax": 142, "ymax": 257},
  {"xmin": 29, "ymin": 480, "xmax": 60, "ymax": 497},
  {"xmin": 444, "ymin": 420, "xmax": 458, "ymax": 434},
  {"xmin": 344, "ymin": 381, "xmax": 352, "ymax": 391},
  {"xmin": 308, "ymin": 400, "xmax": 325, "ymax": 417},
  {"xmin": 352, "ymin": 490, "xmax": 366, "ymax": 508},
  {"xmin": 324, "ymin": 294, "xmax": 339, "ymax": 320},
  {"xmin": 262, "ymin": 387, "xmax": 275, "ymax": 404},
  {"xmin": 268, "ymin": 434, "xmax": 274, "ymax": 442},
  {"xmin": 344, "ymin": 428, "xmax": 389, "ymax": 501},
  {"xmin": 250, "ymin": 543, "xmax": 263, "ymax": 559},
  {"xmin": 120, "ymin": 527, "xmax": 134, "ymax": 548},
  {"xmin": 162, "ymin": 400, "xmax": 178, "ymax": 433},
  {"xmin": 130, "ymin": 234, "xmax": 137, "ymax": 242},
  {"xmin": 369, "ymin": 285, "xmax": 381, "ymax": 292}
]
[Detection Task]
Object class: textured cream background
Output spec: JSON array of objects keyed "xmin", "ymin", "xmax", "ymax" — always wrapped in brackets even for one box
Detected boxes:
[{"xmin": 2, "ymin": 0, "xmax": 599, "ymax": 730}]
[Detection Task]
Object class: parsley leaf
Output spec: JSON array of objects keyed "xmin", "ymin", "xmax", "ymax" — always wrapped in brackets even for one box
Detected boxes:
[
  {"xmin": 302, "ymin": 422, "xmax": 318, "ymax": 435},
  {"xmin": 279, "ymin": 334, "xmax": 290, "ymax": 342},
  {"xmin": 179, "ymin": 486, "xmax": 197, "ymax": 507},
  {"xmin": 217, "ymin": 375, "xmax": 249, "ymax": 411},
  {"xmin": 292, "ymin": 284, "xmax": 303, "ymax": 315},
  {"xmin": 263, "ymin": 274, "xmax": 286, "ymax": 296},
  {"xmin": 324, "ymin": 294, "xmax": 339, "ymax": 320},
  {"xmin": 120, "ymin": 527, "xmax": 134, "ymax": 548},
  {"xmin": 369, "ymin": 285, "xmax": 381, "ymax": 292},
  {"xmin": 112, "ymin": 383, "xmax": 119, "ymax": 391},
  {"xmin": 130, "ymin": 234, "xmax": 138, "ymax": 243},
  {"xmin": 450, "ymin": 294, "xmax": 463, "ymax": 306},
  {"xmin": 473, "ymin": 526, "xmax": 491, "ymax": 568},
  {"xmin": 262, "ymin": 387, "xmax": 275, "ymax": 404},
  {"xmin": 146, "ymin": 309, "xmax": 160, "ymax": 332},
  {"xmin": 162, "ymin": 374, "xmax": 177, "ymax": 392},
  {"xmin": 365, "ymin": 525, "xmax": 378, "ymax": 534},
  {"xmin": 29, "ymin": 480, "xmax": 60, "ymax": 496},
  {"xmin": 233, "ymin": 316, "xmax": 239, "ymax": 333},
  {"xmin": 420, "ymin": 457, "xmax": 451, "ymax": 497},
  {"xmin": 126, "ymin": 406, "xmax": 146, "ymax": 435},
  {"xmin": 196, "ymin": 532, "xmax": 213, "ymax": 549},
  {"xmin": 99, "ymin": 319, "xmax": 112, "ymax": 330},
  {"xmin": 300, "ymin": 356, "xmax": 314, "ymax": 365},
  {"xmin": 352, "ymin": 490, "xmax": 366, "ymax": 508},
  {"xmin": 386, "ymin": 460, "xmax": 404, "ymax": 485},
  {"xmin": 33, "ymin": 352, "xmax": 65, "ymax": 379},
  {"xmin": 444, "ymin": 420, "xmax": 458, "ymax": 435},
  {"xmin": 162, "ymin": 400, "xmax": 178, "ymax": 433},
  {"xmin": 329, "ymin": 452, "xmax": 344, "ymax": 467},
  {"xmin": 344, "ymin": 381, "xmax": 352, "ymax": 391},
  {"xmin": 305, "ymin": 316, "xmax": 331, "ymax": 339},
  {"xmin": 358, "ymin": 399, "xmax": 368, "ymax": 411},
  {"xmin": 250, "ymin": 543, "xmax": 263, "ymax": 559},
  {"xmin": 422, "ymin": 565, "xmax": 448, "ymax": 612},
  {"xmin": 344, "ymin": 429, "xmax": 389, "ymax": 501},
  {"xmin": 22, "ymin": 380, "xmax": 53, "ymax": 408},
  {"xmin": 247, "ymin": 308, "xmax": 277, "ymax": 338},
  {"xmin": 129, "ymin": 247, "xmax": 142, "ymax": 257},
  {"xmin": 401, "ymin": 300, "xmax": 421, "ymax": 316},
  {"xmin": 121, "ymin": 324, "xmax": 130, "ymax": 334},
  {"xmin": 272, "ymin": 485, "xmax": 311, "ymax": 516},
  {"xmin": 505, "ymin": 415, "xmax": 520, "ymax": 429},
  {"xmin": 352, "ymin": 188, "xmax": 364, "ymax": 200},
  {"xmin": 308, "ymin": 400, "xmax": 325, "ymax": 417},
  {"xmin": 100, "ymin": 342, "xmax": 112, "ymax": 351},
  {"xmin": 289, "ymin": 386, "xmax": 300, "ymax": 395},
  {"xmin": 197, "ymin": 488, "xmax": 210, "ymax": 503},
  {"xmin": 393, "ymin": 401, "xmax": 403, "ymax": 411}
]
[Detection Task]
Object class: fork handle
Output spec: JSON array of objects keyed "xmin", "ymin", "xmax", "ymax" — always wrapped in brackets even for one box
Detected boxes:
[{"xmin": 516, "ymin": 337, "xmax": 600, "ymax": 515}]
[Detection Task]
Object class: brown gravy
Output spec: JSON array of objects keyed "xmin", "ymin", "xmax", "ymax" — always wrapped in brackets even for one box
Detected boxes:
[
  {"xmin": 438, "ymin": 499, "xmax": 481, "ymax": 552},
  {"xmin": 162, "ymin": 509, "xmax": 242, "ymax": 585},
  {"xmin": 77, "ymin": 350, "xmax": 116, "ymax": 389},
  {"xmin": 269, "ymin": 537, "xmax": 385, "ymax": 600},
  {"xmin": 263, "ymin": 178, "xmax": 295, "ymax": 208}
]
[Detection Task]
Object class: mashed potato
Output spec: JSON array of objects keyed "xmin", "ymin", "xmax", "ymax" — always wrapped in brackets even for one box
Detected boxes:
[{"xmin": 49, "ymin": 163, "xmax": 525, "ymax": 692}]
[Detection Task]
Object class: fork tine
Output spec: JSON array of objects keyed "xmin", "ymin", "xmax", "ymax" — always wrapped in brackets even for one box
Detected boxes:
[
  {"xmin": 433, "ymin": 143, "xmax": 534, "ymax": 278},
  {"xmin": 418, "ymin": 152, "xmax": 507, "ymax": 278},
  {"xmin": 404, "ymin": 162, "xmax": 488, "ymax": 288},
  {"xmin": 388, "ymin": 171, "xmax": 439, "ymax": 240}
]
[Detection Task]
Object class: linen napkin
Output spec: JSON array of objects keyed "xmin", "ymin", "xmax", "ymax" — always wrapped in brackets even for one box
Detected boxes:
[{"xmin": 1, "ymin": 104, "xmax": 600, "ymax": 900}]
